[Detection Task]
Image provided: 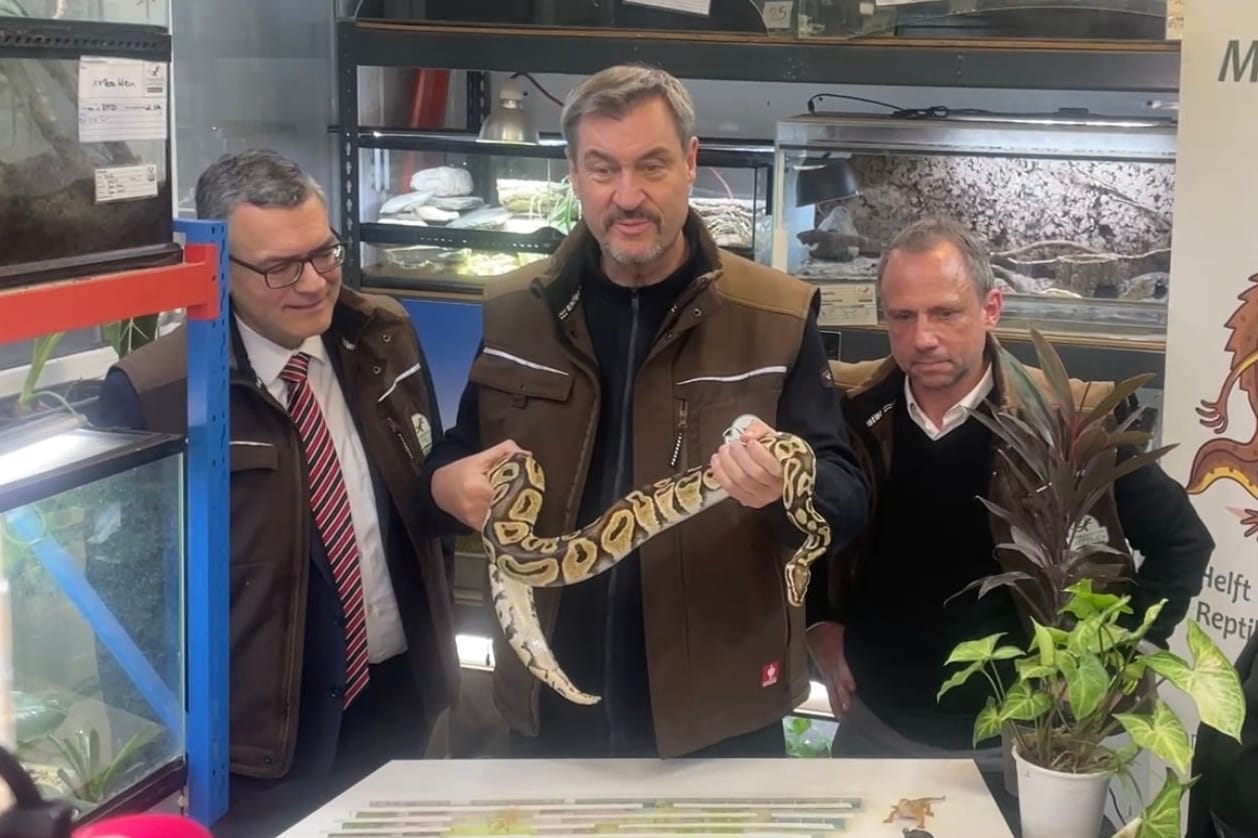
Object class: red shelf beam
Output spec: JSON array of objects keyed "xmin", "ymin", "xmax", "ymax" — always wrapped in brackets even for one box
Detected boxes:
[{"xmin": 0, "ymin": 242, "xmax": 221, "ymax": 344}]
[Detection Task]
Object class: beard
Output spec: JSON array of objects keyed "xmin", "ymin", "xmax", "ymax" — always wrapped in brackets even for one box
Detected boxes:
[{"xmin": 601, "ymin": 207, "xmax": 666, "ymax": 265}]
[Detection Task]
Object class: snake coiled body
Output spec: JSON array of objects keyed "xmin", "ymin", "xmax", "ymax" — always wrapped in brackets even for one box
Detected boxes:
[{"xmin": 482, "ymin": 416, "xmax": 832, "ymax": 705}]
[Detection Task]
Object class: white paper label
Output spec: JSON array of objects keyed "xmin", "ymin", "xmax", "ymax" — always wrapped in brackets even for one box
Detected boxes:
[
  {"xmin": 95, "ymin": 164, "xmax": 159, "ymax": 203},
  {"xmin": 875, "ymin": 0, "xmax": 935, "ymax": 5},
  {"xmin": 1166, "ymin": 0, "xmax": 1184, "ymax": 39},
  {"xmin": 760, "ymin": 1, "xmax": 794, "ymax": 29},
  {"xmin": 623, "ymin": 0, "xmax": 711, "ymax": 15},
  {"xmin": 412, "ymin": 413, "xmax": 433, "ymax": 456},
  {"xmin": 78, "ymin": 56, "xmax": 168, "ymax": 143},
  {"xmin": 817, "ymin": 282, "xmax": 878, "ymax": 327}
]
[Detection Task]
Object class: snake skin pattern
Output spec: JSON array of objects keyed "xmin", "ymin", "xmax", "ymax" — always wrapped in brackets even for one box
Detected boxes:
[{"xmin": 482, "ymin": 415, "xmax": 832, "ymax": 705}]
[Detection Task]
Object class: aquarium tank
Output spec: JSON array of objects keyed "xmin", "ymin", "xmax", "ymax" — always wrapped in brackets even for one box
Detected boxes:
[{"xmin": 0, "ymin": 415, "xmax": 185, "ymax": 819}]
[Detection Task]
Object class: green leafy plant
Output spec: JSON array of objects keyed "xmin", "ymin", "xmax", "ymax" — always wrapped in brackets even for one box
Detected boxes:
[
  {"xmin": 104, "ymin": 314, "xmax": 159, "ymax": 359},
  {"xmin": 544, "ymin": 177, "xmax": 580, "ymax": 234},
  {"xmin": 783, "ymin": 715, "xmax": 832, "ymax": 758},
  {"xmin": 940, "ymin": 583, "xmax": 1245, "ymax": 836},
  {"xmin": 49, "ymin": 727, "xmax": 146, "ymax": 806},
  {"xmin": 16, "ymin": 333, "xmax": 69, "ymax": 415},
  {"xmin": 954, "ymin": 328, "xmax": 1174, "ymax": 629},
  {"xmin": 13, "ymin": 315, "xmax": 157, "ymax": 419}
]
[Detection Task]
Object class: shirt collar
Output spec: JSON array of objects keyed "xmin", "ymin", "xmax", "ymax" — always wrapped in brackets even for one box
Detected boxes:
[
  {"xmin": 235, "ymin": 315, "xmax": 327, "ymax": 391},
  {"xmin": 904, "ymin": 363, "xmax": 994, "ymax": 440}
]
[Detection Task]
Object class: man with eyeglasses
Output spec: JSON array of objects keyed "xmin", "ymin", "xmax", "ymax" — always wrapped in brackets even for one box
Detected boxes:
[{"xmin": 93, "ymin": 149, "xmax": 460, "ymax": 836}]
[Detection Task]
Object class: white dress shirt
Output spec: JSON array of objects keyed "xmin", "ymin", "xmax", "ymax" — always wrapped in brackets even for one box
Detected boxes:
[
  {"xmin": 237, "ymin": 317, "xmax": 408, "ymax": 663},
  {"xmin": 904, "ymin": 363, "xmax": 995, "ymax": 441}
]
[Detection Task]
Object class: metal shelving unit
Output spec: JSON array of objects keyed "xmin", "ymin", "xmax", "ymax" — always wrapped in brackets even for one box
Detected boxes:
[
  {"xmin": 0, "ymin": 221, "xmax": 230, "ymax": 827},
  {"xmin": 333, "ymin": 17, "xmax": 1180, "ymax": 287},
  {"xmin": 338, "ymin": 19, "xmax": 1180, "ymax": 90}
]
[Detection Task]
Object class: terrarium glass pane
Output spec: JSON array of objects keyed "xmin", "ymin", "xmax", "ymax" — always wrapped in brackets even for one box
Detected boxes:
[
  {"xmin": 797, "ymin": 0, "xmax": 1168, "ymax": 40},
  {"xmin": 358, "ymin": 137, "xmax": 770, "ymax": 293},
  {"xmin": 0, "ymin": 1, "xmax": 169, "ymax": 27},
  {"xmin": 0, "ymin": 452, "xmax": 184, "ymax": 818},
  {"xmin": 774, "ymin": 114, "xmax": 1175, "ymax": 342}
]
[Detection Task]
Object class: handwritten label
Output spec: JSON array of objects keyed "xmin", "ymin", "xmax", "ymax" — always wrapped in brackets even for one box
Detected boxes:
[
  {"xmin": 623, "ymin": 0, "xmax": 711, "ymax": 15},
  {"xmin": 760, "ymin": 1, "xmax": 794, "ymax": 30},
  {"xmin": 78, "ymin": 57, "xmax": 168, "ymax": 143},
  {"xmin": 817, "ymin": 281, "xmax": 878, "ymax": 327},
  {"xmin": 1166, "ymin": 0, "xmax": 1184, "ymax": 39},
  {"xmin": 95, "ymin": 164, "xmax": 159, "ymax": 203}
]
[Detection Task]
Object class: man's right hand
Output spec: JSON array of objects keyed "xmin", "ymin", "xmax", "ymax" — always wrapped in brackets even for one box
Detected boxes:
[
  {"xmin": 430, "ymin": 440, "xmax": 525, "ymax": 531},
  {"xmin": 806, "ymin": 621, "xmax": 857, "ymax": 719}
]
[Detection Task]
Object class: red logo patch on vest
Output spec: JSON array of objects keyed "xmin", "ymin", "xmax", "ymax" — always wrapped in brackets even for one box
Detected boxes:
[{"xmin": 761, "ymin": 661, "xmax": 780, "ymax": 687}]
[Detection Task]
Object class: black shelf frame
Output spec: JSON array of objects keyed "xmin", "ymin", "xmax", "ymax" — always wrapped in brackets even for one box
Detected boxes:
[
  {"xmin": 0, "ymin": 17, "xmax": 170, "ymax": 61},
  {"xmin": 360, "ymin": 222, "xmax": 567, "ymax": 253},
  {"xmin": 339, "ymin": 19, "xmax": 1180, "ymax": 92}
]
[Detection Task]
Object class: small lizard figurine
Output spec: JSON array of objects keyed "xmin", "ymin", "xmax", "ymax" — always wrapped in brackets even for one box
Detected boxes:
[{"xmin": 883, "ymin": 796, "xmax": 945, "ymax": 829}]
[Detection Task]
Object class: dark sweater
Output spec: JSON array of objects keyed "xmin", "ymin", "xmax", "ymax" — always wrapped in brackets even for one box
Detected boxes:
[
  {"xmin": 539, "ymin": 226, "xmax": 699, "ymax": 757},
  {"xmin": 844, "ymin": 399, "xmax": 1024, "ymax": 749}
]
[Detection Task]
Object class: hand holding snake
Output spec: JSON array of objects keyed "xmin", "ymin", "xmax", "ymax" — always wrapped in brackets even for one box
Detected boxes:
[{"xmin": 482, "ymin": 414, "xmax": 832, "ymax": 705}]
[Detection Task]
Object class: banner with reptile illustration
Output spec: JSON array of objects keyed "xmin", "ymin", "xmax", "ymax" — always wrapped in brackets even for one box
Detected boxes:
[{"xmin": 1161, "ymin": 0, "xmax": 1258, "ymax": 739}]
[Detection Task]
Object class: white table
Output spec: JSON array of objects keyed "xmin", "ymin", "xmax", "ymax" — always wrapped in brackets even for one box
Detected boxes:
[{"xmin": 277, "ymin": 757, "xmax": 1014, "ymax": 837}]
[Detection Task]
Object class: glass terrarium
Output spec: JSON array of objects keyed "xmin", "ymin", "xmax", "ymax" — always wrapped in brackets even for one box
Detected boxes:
[
  {"xmin": 357, "ymin": 130, "xmax": 772, "ymax": 294},
  {"xmin": 360, "ymin": 0, "xmax": 775, "ymax": 33},
  {"xmin": 0, "ymin": 1, "xmax": 168, "ymax": 26},
  {"xmin": 0, "ymin": 18, "xmax": 179, "ymax": 287},
  {"xmin": 796, "ymin": 0, "xmax": 1169, "ymax": 40},
  {"xmin": 772, "ymin": 112, "xmax": 1176, "ymax": 345},
  {"xmin": 0, "ymin": 416, "xmax": 184, "ymax": 820}
]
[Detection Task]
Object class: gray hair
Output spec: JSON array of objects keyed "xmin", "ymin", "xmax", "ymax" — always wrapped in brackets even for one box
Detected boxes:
[
  {"xmin": 876, "ymin": 216, "xmax": 995, "ymax": 298},
  {"xmin": 561, "ymin": 64, "xmax": 696, "ymax": 155},
  {"xmin": 195, "ymin": 148, "xmax": 326, "ymax": 221}
]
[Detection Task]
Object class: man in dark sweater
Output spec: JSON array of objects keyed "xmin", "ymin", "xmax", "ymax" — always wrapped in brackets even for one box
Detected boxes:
[{"xmin": 818, "ymin": 217, "xmax": 1214, "ymax": 761}]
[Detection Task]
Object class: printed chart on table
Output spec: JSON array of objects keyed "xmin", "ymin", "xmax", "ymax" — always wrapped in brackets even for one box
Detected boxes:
[{"xmin": 321, "ymin": 796, "xmax": 865, "ymax": 837}]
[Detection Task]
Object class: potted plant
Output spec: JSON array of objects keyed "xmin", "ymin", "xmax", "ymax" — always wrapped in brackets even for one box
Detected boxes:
[
  {"xmin": 940, "ymin": 584, "xmax": 1244, "ymax": 837},
  {"xmin": 937, "ymin": 330, "xmax": 1246, "ymax": 837}
]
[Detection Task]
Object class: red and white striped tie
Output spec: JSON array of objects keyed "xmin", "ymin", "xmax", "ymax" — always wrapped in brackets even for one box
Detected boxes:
[{"xmin": 280, "ymin": 352, "xmax": 369, "ymax": 707}]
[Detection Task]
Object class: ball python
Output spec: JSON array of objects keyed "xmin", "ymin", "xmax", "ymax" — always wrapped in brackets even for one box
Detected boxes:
[{"xmin": 482, "ymin": 414, "xmax": 832, "ymax": 705}]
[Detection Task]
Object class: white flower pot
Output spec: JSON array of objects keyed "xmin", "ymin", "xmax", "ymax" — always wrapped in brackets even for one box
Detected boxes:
[{"xmin": 1013, "ymin": 746, "xmax": 1112, "ymax": 838}]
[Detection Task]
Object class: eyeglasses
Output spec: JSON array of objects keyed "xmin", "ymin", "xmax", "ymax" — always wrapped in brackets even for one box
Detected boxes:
[{"xmin": 230, "ymin": 240, "xmax": 346, "ymax": 289}]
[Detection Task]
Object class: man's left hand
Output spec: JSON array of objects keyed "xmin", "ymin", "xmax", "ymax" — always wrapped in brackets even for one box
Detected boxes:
[{"xmin": 710, "ymin": 417, "xmax": 784, "ymax": 509}]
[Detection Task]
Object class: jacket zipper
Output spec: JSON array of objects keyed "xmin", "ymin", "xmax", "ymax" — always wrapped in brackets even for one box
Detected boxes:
[
  {"xmin": 386, "ymin": 416, "xmax": 416, "ymax": 464},
  {"xmin": 605, "ymin": 289, "xmax": 640, "ymax": 752},
  {"xmin": 670, "ymin": 399, "xmax": 688, "ymax": 469}
]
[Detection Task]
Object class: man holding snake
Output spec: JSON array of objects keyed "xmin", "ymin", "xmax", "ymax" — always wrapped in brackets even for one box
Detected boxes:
[{"xmin": 420, "ymin": 65, "xmax": 869, "ymax": 759}]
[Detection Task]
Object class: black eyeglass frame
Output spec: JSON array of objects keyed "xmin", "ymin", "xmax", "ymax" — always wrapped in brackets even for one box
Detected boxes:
[{"xmin": 228, "ymin": 234, "xmax": 347, "ymax": 289}]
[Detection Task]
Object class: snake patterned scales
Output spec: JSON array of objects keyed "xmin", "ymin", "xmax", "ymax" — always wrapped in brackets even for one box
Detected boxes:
[{"xmin": 482, "ymin": 414, "xmax": 832, "ymax": 705}]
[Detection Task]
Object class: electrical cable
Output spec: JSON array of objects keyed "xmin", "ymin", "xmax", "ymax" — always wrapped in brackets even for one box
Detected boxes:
[
  {"xmin": 806, "ymin": 92, "xmax": 995, "ymax": 121},
  {"xmin": 511, "ymin": 72, "xmax": 566, "ymax": 107}
]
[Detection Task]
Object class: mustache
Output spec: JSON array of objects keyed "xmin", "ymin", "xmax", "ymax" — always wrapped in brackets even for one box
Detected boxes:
[{"xmin": 604, "ymin": 208, "xmax": 660, "ymax": 230}]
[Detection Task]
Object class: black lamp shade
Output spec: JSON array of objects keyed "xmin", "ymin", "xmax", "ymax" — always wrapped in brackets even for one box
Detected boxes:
[{"xmin": 795, "ymin": 159, "xmax": 860, "ymax": 206}]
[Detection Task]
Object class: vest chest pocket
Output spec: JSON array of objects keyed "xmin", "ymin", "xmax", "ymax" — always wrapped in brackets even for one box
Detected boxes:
[
  {"xmin": 673, "ymin": 370, "xmax": 786, "ymax": 469},
  {"xmin": 229, "ymin": 440, "xmax": 279, "ymax": 472},
  {"xmin": 469, "ymin": 349, "xmax": 575, "ymax": 446}
]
